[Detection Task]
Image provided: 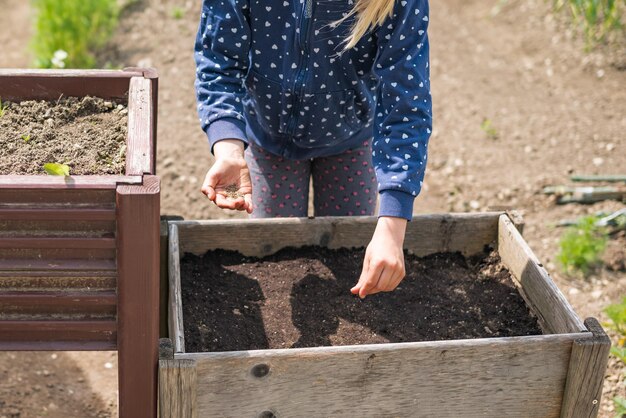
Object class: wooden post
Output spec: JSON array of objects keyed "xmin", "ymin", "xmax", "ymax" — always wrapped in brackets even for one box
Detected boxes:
[
  {"xmin": 160, "ymin": 216, "xmax": 184, "ymax": 338},
  {"xmin": 160, "ymin": 219, "xmax": 169, "ymax": 338},
  {"xmin": 117, "ymin": 176, "xmax": 160, "ymax": 418},
  {"xmin": 159, "ymin": 359, "xmax": 198, "ymax": 418},
  {"xmin": 560, "ymin": 318, "xmax": 611, "ymax": 418},
  {"xmin": 159, "ymin": 338, "xmax": 174, "ymax": 360}
]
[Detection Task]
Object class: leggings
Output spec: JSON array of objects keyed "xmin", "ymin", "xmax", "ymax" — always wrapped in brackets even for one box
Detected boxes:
[{"xmin": 245, "ymin": 140, "xmax": 377, "ymax": 218}]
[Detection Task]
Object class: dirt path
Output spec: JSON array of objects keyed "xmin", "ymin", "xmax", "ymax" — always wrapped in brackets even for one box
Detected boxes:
[
  {"xmin": 0, "ymin": 0, "xmax": 624, "ymax": 416},
  {"xmin": 0, "ymin": 0, "xmax": 32, "ymax": 68}
]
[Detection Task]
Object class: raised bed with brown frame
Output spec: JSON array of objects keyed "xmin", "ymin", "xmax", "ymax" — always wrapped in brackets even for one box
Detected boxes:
[
  {"xmin": 0, "ymin": 69, "xmax": 160, "ymax": 418},
  {"xmin": 161, "ymin": 213, "xmax": 610, "ymax": 418}
]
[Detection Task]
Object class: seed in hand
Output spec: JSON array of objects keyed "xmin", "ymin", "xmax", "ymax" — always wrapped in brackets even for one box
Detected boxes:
[{"xmin": 224, "ymin": 184, "xmax": 244, "ymax": 199}]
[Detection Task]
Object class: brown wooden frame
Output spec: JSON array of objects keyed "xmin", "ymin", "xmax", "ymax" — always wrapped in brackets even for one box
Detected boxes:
[
  {"xmin": 162, "ymin": 213, "xmax": 610, "ymax": 418},
  {"xmin": 0, "ymin": 69, "xmax": 160, "ymax": 418}
]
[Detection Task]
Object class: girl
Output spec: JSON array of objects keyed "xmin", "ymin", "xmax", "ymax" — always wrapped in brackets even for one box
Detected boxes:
[{"xmin": 195, "ymin": 0, "xmax": 431, "ymax": 298}]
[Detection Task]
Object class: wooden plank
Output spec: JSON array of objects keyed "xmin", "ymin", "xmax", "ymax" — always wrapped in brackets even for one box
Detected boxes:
[
  {"xmin": 0, "ymin": 320, "xmax": 116, "ymax": 346},
  {"xmin": 506, "ymin": 209, "xmax": 525, "ymax": 235},
  {"xmin": 160, "ymin": 220, "xmax": 169, "ymax": 337},
  {"xmin": 0, "ymin": 175, "xmax": 142, "ymax": 189},
  {"xmin": 168, "ymin": 223, "xmax": 185, "ymax": 353},
  {"xmin": 0, "ymin": 290, "xmax": 116, "ymax": 315},
  {"xmin": 123, "ymin": 68, "xmax": 159, "ymax": 173},
  {"xmin": 0, "ymin": 237, "xmax": 115, "ymax": 249},
  {"xmin": 0, "ymin": 69, "xmax": 141, "ymax": 101},
  {"xmin": 173, "ymin": 213, "xmax": 501, "ymax": 258},
  {"xmin": 0, "ymin": 340, "xmax": 116, "ymax": 350},
  {"xmin": 0, "ymin": 247, "xmax": 115, "ymax": 260},
  {"xmin": 0, "ymin": 274, "xmax": 116, "ymax": 291},
  {"xmin": 560, "ymin": 318, "xmax": 611, "ymax": 418},
  {"xmin": 0, "ymin": 258, "xmax": 116, "ymax": 272},
  {"xmin": 160, "ymin": 216, "xmax": 183, "ymax": 337},
  {"xmin": 0, "ymin": 208, "xmax": 115, "ymax": 221},
  {"xmin": 178, "ymin": 333, "xmax": 582, "ymax": 418},
  {"xmin": 126, "ymin": 77, "xmax": 153, "ymax": 175},
  {"xmin": 0, "ymin": 69, "xmax": 143, "ymax": 77},
  {"xmin": 159, "ymin": 359, "xmax": 197, "ymax": 418},
  {"xmin": 0, "ymin": 189, "xmax": 115, "ymax": 205},
  {"xmin": 116, "ymin": 175, "xmax": 160, "ymax": 418},
  {"xmin": 498, "ymin": 214, "xmax": 585, "ymax": 334},
  {"xmin": 0, "ymin": 220, "xmax": 115, "ymax": 237}
]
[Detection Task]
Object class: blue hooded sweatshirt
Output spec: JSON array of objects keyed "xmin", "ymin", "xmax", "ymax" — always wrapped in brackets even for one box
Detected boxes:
[{"xmin": 195, "ymin": 0, "xmax": 432, "ymax": 220}]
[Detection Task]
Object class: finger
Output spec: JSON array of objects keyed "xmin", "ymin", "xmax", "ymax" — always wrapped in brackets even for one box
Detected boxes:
[
  {"xmin": 201, "ymin": 170, "xmax": 218, "ymax": 200},
  {"xmin": 217, "ymin": 191, "xmax": 247, "ymax": 210},
  {"xmin": 351, "ymin": 253, "xmax": 371, "ymax": 294},
  {"xmin": 388, "ymin": 271, "xmax": 405, "ymax": 292},
  {"xmin": 215, "ymin": 194, "xmax": 243, "ymax": 210},
  {"xmin": 388, "ymin": 263, "xmax": 406, "ymax": 292},
  {"xmin": 202, "ymin": 185, "xmax": 216, "ymax": 201},
  {"xmin": 374, "ymin": 265, "xmax": 395, "ymax": 293},
  {"xmin": 244, "ymin": 193, "xmax": 253, "ymax": 214},
  {"xmin": 359, "ymin": 261, "xmax": 384, "ymax": 299}
]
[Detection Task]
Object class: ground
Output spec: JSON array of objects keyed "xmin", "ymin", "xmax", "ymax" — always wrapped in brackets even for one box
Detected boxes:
[{"xmin": 0, "ymin": 0, "xmax": 624, "ymax": 416}]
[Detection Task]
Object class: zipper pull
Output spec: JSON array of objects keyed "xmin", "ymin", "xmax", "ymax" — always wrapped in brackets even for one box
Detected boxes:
[{"xmin": 305, "ymin": 0, "xmax": 313, "ymax": 18}]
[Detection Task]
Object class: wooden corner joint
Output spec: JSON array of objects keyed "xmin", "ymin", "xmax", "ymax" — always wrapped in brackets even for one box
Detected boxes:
[
  {"xmin": 560, "ymin": 317, "xmax": 611, "ymax": 418},
  {"xmin": 582, "ymin": 317, "xmax": 611, "ymax": 345},
  {"xmin": 159, "ymin": 338, "xmax": 174, "ymax": 360},
  {"xmin": 505, "ymin": 210, "xmax": 525, "ymax": 234},
  {"xmin": 116, "ymin": 175, "xmax": 160, "ymax": 195},
  {"xmin": 123, "ymin": 66, "xmax": 159, "ymax": 80}
]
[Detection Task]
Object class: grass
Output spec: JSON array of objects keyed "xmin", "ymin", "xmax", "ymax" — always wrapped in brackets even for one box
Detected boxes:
[
  {"xmin": 171, "ymin": 6, "xmax": 185, "ymax": 20},
  {"xmin": 604, "ymin": 298, "xmax": 626, "ymax": 418},
  {"xmin": 21, "ymin": 134, "xmax": 31, "ymax": 142},
  {"xmin": 557, "ymin": 215, "xmax": 608, "ymax": 275},
  {"xmin": 480, "ymin": 118, "xmax": 499, "ymax": 140},
  {"xmin": 31, "ymin": 0, "xmax": 120, "ymax": 69},
  {"xmin": 552, "ymin": 0, "xmax": 624, "ymax": 46},
  {"xmin": 0, "ymin": 98, "xmax": 8, "ymax": 118}
]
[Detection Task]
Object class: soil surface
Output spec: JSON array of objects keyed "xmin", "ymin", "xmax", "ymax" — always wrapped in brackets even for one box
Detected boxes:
[
  {"xmin": 181, "ymin": 247, "xmax": 541, "ymax": 352},
  {"xmin": 0, "ymin": 97, "xmax": 127, "ymax": 175},
  {"xmin": 0, "ymin": 351, "xmax": 111, "ymax": 418},
  {"xmin": 0, "ymin": 0, "xmax": 623, "ymax": 416}
]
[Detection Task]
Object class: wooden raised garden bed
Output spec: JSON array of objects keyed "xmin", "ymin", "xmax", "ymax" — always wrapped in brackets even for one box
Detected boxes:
[
  {"xmin": 0, "ymin": 69, "xmax": 160, "ymax": 418},
  {"xmin": 161, "ymin": 213, "xmax": 610, "ymax": 418}
]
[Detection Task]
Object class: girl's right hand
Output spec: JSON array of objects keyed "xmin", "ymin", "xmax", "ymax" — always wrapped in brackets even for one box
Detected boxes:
[{"xmin": 201, "ymin": 139, "xmax": 253, "ymax": 214}]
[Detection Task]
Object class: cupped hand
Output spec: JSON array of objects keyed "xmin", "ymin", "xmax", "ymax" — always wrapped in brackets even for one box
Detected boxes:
[
  {"xmin": 201, "ymin": 139, "xmax": 253, "ymax": 213},
  {"xmin": 351, "ymin": 216, "xmax": 408, "ymax": 298}
]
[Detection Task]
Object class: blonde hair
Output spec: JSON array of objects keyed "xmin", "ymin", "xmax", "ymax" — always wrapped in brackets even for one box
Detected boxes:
[{"xmin": 333, "ymin": 0, "xmax": 395, "ymax": 51}]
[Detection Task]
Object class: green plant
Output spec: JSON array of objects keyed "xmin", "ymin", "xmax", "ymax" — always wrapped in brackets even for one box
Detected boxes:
[
  {"xmin": 480, "ymin": 118, "xmax": 498, "ymax": 140},
  {"xmin": 31, "ymin": 0, "xmax": 119, "ymax": 69},
  {"xmin": 22, "ymin": 134, "xmax": 31, "ymax": 142},
  {"xmin": 614, "ymin": 397, "xmax": 626, "ymax": 418},
  {"xmin": 43, "ymin": 162, "xmax": 71, "ymax": 176},
  {"xmin": 552, "ymin": 0, "xmax": 625, "ymax": 46},
  {"xmin": 172, "ymin": 6, "xmax": 185, "ymax": 19},
  {"xmin": 557, "ymin": 215, "xmax": 608, "ymax": 275},
  {"xmin": 0, "ymin": 98, "xmax": 8, "ymax": 118},
  {"xmin": 604, "ymin": 298, "xmax": 626, "ymax": 418}
]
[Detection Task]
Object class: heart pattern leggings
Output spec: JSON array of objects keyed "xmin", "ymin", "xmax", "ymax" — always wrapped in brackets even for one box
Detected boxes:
[{"xmin": 244, "ymin": 140, "xmax": 377, "ymax": 218}]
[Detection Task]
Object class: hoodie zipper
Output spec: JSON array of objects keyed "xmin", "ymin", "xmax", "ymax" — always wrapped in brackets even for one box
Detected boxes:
[{"xmin": 286, "ymin": 0, "xmax": 313, "ymax": 136}]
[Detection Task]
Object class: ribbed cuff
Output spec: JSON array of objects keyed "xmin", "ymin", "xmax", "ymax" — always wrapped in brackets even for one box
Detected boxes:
[
  {"xmin": 206, "ymin": 118, "xmax": 248, "ymax": 154},
  {"xmin": 378, "ymin": 190, "xmax": 415, "ymax": 221}
]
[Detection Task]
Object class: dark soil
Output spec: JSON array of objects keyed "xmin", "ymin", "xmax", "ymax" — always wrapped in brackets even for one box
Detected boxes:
[
  {"xmin": 181, "ymin": 246, "xmax": 542, "ymax": 352},
  {"xmin": 0, "ymin": 96, "xmax": 127, "ymax": 175}
]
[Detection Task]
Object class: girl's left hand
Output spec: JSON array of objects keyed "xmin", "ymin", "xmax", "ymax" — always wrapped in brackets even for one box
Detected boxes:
[{"xmin": 351, "ymin": 216, "xmax": 407, "ymax": 298}]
